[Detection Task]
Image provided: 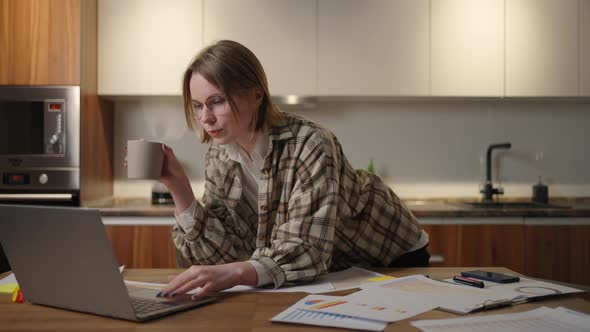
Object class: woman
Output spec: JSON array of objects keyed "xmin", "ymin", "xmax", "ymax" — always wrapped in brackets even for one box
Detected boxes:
[{"xmin": 156, "ymin": 40, "xmax": 429, "ymax": 298}]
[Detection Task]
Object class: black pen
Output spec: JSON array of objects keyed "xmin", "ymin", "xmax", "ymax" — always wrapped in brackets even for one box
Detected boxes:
[{"xmin": 453, "ymin": 275, "xmax": 485, "ymax": 288}]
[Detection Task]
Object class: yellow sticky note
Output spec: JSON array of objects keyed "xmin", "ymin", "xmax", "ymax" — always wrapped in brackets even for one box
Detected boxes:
[
  {"xmin": 367, "ymin": 276, "xmax": 396, "ymax": 282},
  {"xmin": 0, "ymin": 283, "xmax": 19, "ymax": 294}
]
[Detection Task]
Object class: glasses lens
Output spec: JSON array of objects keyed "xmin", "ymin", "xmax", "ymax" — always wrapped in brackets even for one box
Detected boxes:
[{"xmin": 192, "ymin": 96, "xmax": 226, "ymax": 119}]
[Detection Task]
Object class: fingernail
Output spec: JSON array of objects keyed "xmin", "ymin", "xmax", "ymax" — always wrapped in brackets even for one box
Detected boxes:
[
  {"xmin": 161, "ymin": 292, "xmax": 169, "ymax": 297},
  {"xmin": 170, "ymin": 292, "xmax": 176, "ymax": 297},
  {"xmin": 156, "ymin": 292, "xmax": 162, "ymax": 297}
]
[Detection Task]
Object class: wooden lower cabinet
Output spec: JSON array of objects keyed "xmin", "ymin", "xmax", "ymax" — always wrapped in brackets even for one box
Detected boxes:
[
  {"xmin": 105, "ymin": 226, "xmax": 176, "ymax": 269},
  {"xmin": 422, "ymin": 225, "xmax": 526, "ymax": 274},
  {"xmin": 104, "ymin": 223, "xmax": 589, "ymax": 287},
  {"xmin": 424, "ymin": 223, "xmax": 590, "ymax": 286},
  {"xmin": 525, "ymin": 225, "xmax": 590, "ymax": 286}
]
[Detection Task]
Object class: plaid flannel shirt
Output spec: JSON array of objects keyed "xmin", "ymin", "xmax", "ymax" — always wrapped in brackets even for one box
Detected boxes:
[{"xmin": 173, "ymin": 112, "xmax": 423, "ymax": 288}]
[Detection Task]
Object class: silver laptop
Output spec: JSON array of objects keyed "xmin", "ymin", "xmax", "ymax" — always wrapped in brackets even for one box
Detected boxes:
[{"xmin": 0, "ymin": 204, "xmax": 216, "ymax": 322}]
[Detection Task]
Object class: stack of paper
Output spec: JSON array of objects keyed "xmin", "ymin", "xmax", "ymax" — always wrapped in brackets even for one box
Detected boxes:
[
  {"xmin": 271, "ymin": 280, "xmax": 439, "ymax": 331},
  {"xmin": 411, "ymin": 306, "xmax": 590, "ymax": 332},
  {"xmin": 361, "ymin": 274, "xmax": 584, "ymax": 315},
  {"xmin": 438, "ymin": 276, "xmax": 584, "ymax": 314}
]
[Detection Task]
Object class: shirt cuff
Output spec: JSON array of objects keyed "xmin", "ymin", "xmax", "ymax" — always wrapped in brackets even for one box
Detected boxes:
[
  {"xmin": 409, "ymin": 229, "xmax": 430, "ymax": 252},
  {"xmin": 174, "ymin": 199, "xmax": 198, "ymax": 233},
  {"xmin": 248, "ymin": 260, "xmax": 274, "ymax": 287}
]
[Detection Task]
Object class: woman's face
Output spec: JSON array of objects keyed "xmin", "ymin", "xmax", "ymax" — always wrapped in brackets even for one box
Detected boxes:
[{"xmin": 189, "ymin": 73, "xmax": 261, "ymax": 148}]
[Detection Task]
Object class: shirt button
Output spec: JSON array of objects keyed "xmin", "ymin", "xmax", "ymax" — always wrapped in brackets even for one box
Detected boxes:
[{"xmin": 260, "ymin": 204, "xmax": 267, "ymax": 211}]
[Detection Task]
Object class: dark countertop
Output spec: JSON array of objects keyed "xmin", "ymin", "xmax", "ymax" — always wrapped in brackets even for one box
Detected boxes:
[{"xmin": 87, "ymin": 197, "xmax": 590, "ymax": 218}]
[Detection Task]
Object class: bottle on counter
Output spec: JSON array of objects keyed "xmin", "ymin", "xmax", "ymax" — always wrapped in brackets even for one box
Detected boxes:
[{"xmin": 532, "ymin": 176, "xmax": 549, "ymax": 204}]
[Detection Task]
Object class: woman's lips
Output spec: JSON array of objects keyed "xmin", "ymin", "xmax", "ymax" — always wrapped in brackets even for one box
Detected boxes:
[{"xmin": 208, "ymin": 129, "xmax": 223, "ymax": 137}]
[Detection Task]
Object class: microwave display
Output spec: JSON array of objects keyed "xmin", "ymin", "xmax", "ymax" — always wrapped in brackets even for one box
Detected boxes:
[{"xmin": 0, "ymin": 100, "xmax": 64, "ymax": 156}]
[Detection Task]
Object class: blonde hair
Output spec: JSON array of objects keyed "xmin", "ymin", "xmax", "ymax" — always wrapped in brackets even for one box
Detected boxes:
[{"xmin": 182, "ymin": 40, "xmax": 282, "ymax": 143}]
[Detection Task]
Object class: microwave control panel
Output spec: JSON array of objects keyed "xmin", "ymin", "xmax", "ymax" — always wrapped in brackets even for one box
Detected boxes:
[{"xmin": 44, "ymin": 101, "xmax": 65, "ymax": 154}]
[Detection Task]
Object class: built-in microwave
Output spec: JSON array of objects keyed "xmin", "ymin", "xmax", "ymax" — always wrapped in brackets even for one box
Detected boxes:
[{"xmin": 0, "ymin": 86, "xmax": 80, "ymax": 205}]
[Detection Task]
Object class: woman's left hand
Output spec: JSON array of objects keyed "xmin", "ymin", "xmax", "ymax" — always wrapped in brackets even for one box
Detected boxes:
[{"xmin": 158, "ymin": 261, "xmax": 258, "ymax": 298}]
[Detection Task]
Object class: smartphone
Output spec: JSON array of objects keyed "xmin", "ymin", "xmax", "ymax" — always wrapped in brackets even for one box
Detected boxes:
[{"xmin": 461, "ymin": 270, "xmax": 520, "ymax": 283}]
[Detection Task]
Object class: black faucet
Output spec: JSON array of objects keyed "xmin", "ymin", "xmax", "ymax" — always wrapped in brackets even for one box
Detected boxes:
[{"xmin": 481, "ymin": 142, "xmax": 512, "ymax": 203}]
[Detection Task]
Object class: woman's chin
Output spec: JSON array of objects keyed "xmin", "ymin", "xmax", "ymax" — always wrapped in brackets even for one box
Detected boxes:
[{"xmin": 212, "ymin": 137, "xmax": 232, "ymax": 145}]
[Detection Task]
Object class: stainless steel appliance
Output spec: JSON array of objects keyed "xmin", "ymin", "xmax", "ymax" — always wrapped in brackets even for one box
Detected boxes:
[{"xmin": 0, "ymin": 86, "xmax": 80, "ymax": 205}]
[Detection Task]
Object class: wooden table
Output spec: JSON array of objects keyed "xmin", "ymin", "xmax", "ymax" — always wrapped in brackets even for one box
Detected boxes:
[{"xmin": 1, "ymin": 267, "xmax": 588, "ymax": 331}]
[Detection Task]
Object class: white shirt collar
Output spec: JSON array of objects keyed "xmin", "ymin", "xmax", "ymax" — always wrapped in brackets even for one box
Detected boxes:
[{"xmin": 225, "ymin": 129, "xmax": 269, "ymax": 165}]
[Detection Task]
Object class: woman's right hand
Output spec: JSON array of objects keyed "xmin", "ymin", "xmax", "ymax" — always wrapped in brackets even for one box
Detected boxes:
[{"xmin": 159, "ymin": 144, "xmax": 195, "ymax": 213}]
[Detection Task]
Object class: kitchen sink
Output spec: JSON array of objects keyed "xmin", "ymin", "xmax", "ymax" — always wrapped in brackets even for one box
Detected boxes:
[{"xmin": 460, "ymin": 202, "xmax": 570, "ymax": 209}]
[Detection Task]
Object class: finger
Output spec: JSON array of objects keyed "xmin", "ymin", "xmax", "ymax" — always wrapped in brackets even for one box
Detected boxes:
[
  {"xmin": 123, "ymin": 145, "xmax": 127, "ymax": 152},
  {"xmin": 167, "ymin": 274, "xmax": 178, "ymax": 282},
  {"xmin": 192, "ymin": 283, "xmax": 214, "ymax": 299},
  {"xmin": 169, "ymin": 277, "xmax": 207, "ymax": 296},
  {"xmin": 160, "ymin": 267, "xmax": 200, "ymax": 294}
]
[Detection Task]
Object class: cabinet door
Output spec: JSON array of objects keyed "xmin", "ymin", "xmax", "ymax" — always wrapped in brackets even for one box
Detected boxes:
[
  {"xmin": 98, "ymin": 0, "xmax": 203, "ymax": 95},
  {"xmin": 421, "ymin": 225, "xmax": 462, "ymax": 267},
  {"xmin": 506, "ymin": 0, "xmax": 579, "ymax": 96},
  {"xmin": 582, "ymin": 0, "xmax": 590, "ymax": 96},
  {"xmin": 569, "ymin": 225, "xmax": 590, "ymax": 286},
  {"xmin": 105, "ymin": 225, "xmax": 176, "ymax": 268},
  {"xmin": 423, "ymin": 224, "xmax": 525, "ymax": 273},
  {"xmin": 525, "ymin": 225, "xmax": 571, "ymax": 283},
  {"xmin": 0, "ymin": 0, "xmax": 80, "ymax": 85},
  {"xmin": 203, "ymin": 0, "xmax": 316, "ymax": 96},
  {"xmin": 525, "ymin": 221, "xmax": 590, "ymax": 286},
  {"xmin": 431, "ymin": 0, "xmax": 503, "ymax": 96},
  {"xmin": 318, "ymin": 0, "xmax": 428, "ymax": 96}
]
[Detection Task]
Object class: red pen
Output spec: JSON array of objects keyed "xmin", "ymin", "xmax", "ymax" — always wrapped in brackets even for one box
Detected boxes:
[{"xmin": 453, "ymin": 275, "xmax": 485, "ymax": 288}]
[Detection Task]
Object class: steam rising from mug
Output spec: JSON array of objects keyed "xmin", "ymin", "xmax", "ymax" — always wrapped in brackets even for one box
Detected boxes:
[{"xmin": 141, "ymin": 99, "xmax": 188, "ymax": 141}]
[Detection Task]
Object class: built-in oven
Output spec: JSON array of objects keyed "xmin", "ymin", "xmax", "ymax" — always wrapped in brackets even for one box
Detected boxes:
[{"xmin": 0, "ymin": 86, "xmax": 80, "ymax": 205}]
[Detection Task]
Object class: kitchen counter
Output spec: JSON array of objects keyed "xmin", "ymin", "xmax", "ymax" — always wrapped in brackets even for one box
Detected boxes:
[{"xmin": 87, "ymin": 197, "xmax": 590, "ymax": 218}]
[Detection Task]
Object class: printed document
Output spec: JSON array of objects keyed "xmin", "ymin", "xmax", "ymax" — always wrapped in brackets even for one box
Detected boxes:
[{"xmin": 411, "ymin": 306, "xmax": 590, "ymax": 332}]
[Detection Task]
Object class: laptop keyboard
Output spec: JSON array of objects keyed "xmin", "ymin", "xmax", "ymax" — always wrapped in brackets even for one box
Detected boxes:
[{"xmin": 130, "ymin": 297, "xmax": 175, "ymax": 314}]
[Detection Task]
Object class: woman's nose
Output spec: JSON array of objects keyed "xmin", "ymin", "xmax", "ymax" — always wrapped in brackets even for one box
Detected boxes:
[{"xmin": 200, "ymin": 108, "xmax": 216, "ymax": 124}]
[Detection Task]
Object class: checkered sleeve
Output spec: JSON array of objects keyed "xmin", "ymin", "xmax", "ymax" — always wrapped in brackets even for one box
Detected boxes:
[
  {"xmin": 172, "ymin": 152, "xmax": 244, "ymax": 265},
  {"xmin": 251, "ymin": 129, "xmax": 340, "ymax": 287}
]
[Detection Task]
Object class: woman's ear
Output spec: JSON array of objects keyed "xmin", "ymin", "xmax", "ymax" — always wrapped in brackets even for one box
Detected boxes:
[{"xmin": 254, "ymin": 87, "xmax": 264, "ymax": 106}]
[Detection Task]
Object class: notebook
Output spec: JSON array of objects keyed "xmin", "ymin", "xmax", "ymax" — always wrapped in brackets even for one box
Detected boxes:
[{"xmin": 0, "ymin": 204, "xmax": 215, "ymax": 322}]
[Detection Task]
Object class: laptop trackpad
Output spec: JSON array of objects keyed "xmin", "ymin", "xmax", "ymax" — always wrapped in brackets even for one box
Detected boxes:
[{"xmin": 127, "ymin": 286, "xmax": 193, "ymax": 302}]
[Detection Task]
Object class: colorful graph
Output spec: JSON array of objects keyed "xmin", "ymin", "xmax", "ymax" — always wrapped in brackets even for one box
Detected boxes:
[{"xmin": 308, "ymin": 300, "xmax": 348, "ymax": 309}]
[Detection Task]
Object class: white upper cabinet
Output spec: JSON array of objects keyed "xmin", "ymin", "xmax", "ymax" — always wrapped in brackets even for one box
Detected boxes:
[
  {"xmin": 505, "ymin": 0, "xmax": 579, "ymax": 96},
  {"xmin": 318, "ymin": 0, "xmax": 429, "ymax": 96},
  {"xmin": 203, "ymin": 0, "xmax": 316, "ymax": 96},
  {"xmin": 98, "ymin": 0, "xmax": 203, "ymax": 95},
  {"xmin": 582, "ymin": 0, "xmax": 590, "ymax": 96},
  {"xmin": 431, "ymin": 0, "xmax": 504, "ymax": 96}
]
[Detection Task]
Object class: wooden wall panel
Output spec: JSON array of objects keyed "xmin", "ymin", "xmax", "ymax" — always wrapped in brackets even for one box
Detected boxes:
[
  {"xmin": 0, "ymin": 0, "xmax": 80, "ymax": 85},
  {"xmin": 79, "ymin": 0, "xmax": 113, "ymax": 203}
]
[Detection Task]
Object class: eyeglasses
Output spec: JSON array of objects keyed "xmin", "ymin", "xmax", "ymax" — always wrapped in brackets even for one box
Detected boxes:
[{"xmin": 191, "ymin": 95, "xmax": 229, "ymax": 119}]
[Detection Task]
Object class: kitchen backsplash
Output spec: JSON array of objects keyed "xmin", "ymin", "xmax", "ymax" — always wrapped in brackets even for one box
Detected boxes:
[{"xmin": 113, "ymin": 98, "xmax": 590, "ymax": 199}]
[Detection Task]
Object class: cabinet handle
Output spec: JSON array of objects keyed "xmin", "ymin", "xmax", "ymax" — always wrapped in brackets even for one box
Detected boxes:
[{"xmin": 429, "ymin": 254, "xmax": 445, "ymax": 264}]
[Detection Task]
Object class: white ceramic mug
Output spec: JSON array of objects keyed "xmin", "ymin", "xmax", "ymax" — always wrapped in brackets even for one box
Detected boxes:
[{"xmin": 126, "ymin": 139, "xmax": 164, "ymax": 179}]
